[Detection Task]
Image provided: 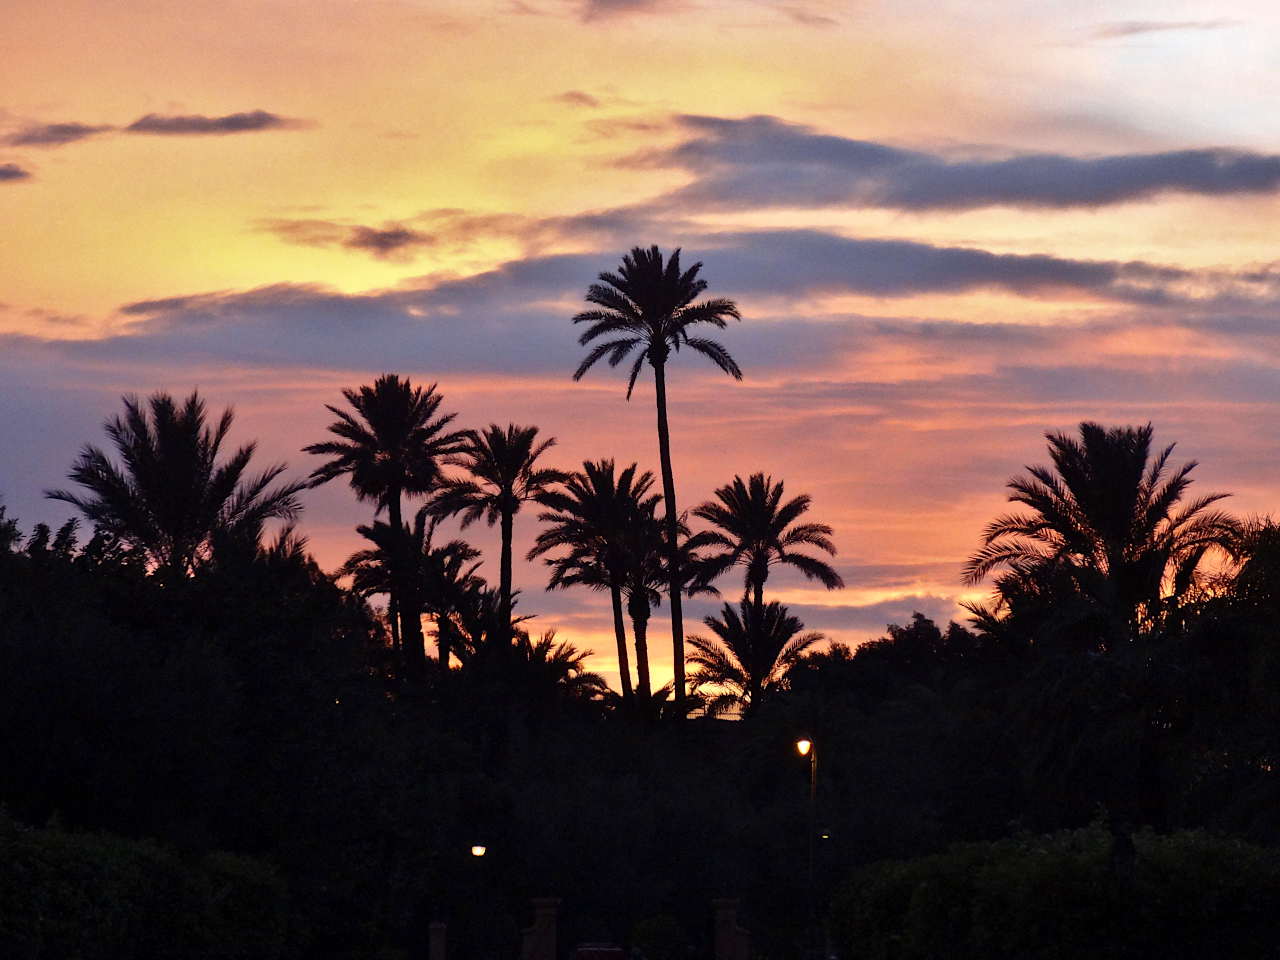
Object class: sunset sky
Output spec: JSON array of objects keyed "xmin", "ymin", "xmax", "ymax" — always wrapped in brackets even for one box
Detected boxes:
[{"xmin": 4, "ymin": 0, "xmax": 1280, "ymax": 689}]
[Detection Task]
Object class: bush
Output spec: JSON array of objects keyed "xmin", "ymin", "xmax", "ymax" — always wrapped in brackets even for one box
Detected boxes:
[
  {"xmin": 0, "ymin": 812, "xmax": 295, "ymax": 960},
  {"xmin": 831, "ymin": 823, "xmax": 1280, "ymax": 960}
]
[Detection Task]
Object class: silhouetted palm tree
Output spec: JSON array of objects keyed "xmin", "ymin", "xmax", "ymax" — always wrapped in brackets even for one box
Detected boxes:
[
  {"xmin": 693, "ymin": 472, "xmax": 844, "ymax": 614},
  {"xmin": 304, "ymin": 375, "xmax": 464, "ymax": 676},
  {"xmin": 513, "ymin": 628, "xmax": 608, "ymax": 704},
  {"xmin": 964, "ymin": 421, "xmax": 1241, "ymax": 643},
  {"xmin": 573, "ymin": 245, "xmax": 742, "ymax": 708},
  {"xmin": 343, "ymin": 508, "xmax": 483, "ymax": 672},
  {"xmin": 47, "ymin": 391, "xmax": 305, "ymax": 581},
  {"xmin": 687, "ymin": 600, "xmax": 822, "ymax": 716},
  {"xmin": 530, "ymin": 460, "xmax": 659, "ymax": 702},
  {"xmin": 430, "ymin": 424, "xmax": 565, "ymax": 646}
]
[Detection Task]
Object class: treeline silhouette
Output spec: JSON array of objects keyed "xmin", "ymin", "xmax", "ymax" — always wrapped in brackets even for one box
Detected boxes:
[{"xmin": 3, "ymin": 248, "xmax": 1280, "ymax": 958}]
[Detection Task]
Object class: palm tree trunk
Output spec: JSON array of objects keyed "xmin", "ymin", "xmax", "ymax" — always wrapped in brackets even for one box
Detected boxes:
[
  {"xmin": 651, "ymin": 360, "xmax": 686, "ymax": 713},
  {"xmin": 753, "ymin": 580, "xmax": 764, "ymax": 616},
  {"xmin": 388, "ymin": 490, "xmax": 425, "ymax": 681},
  {"xmin": 499, "ymin": 507, "xmax": 514, "ymax": 650},
  {"xmin": 631, "ymin": 602, "xmax": 652, "ymax": 702},
  {"xmin": 611, "ymin": 582, "xmax": 633, "ymax": 702}
]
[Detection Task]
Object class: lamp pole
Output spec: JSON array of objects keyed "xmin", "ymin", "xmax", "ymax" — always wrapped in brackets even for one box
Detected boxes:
[{"xmin": 796, "ymin": 738, "xmax": 818, "ymax": 957}]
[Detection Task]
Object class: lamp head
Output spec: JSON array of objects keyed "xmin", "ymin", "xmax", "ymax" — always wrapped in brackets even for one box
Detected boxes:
[
  {"xmin": 470, "ymin": 845, "xmax": 487, "ymax": 858},
  {"xmin": 796, "ymin": 738, "xmax": 813, "ymax": 757}
]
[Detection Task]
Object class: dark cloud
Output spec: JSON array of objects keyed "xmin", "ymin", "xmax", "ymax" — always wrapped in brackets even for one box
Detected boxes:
[
  {"xmin": 260, "ymin": 219, "xmax": 434, "ymax": 261},
  {"xmin": 554, "ymin": 90, "xmax": 601, "ymax": 108},
  {"xmin": 695, "ymin": 229, "xmax": 1231, "ymax": 306},
  {"xmin": 346, "ymin": 225, "xmax": 432, "ymax": 259},
  {"xmin": 0, "ymin": 163, "xmax": 31, "ymax": 181},
  {"xmin": 637, "ymin": 114, "xmax": 1280, "ymax": 211},
  {"xmin": 7, "ymin": 122, "xmax": 114, "ymax": 147},
  {"xmin": 125, "ymin": 110, "xmax": 298, "ymax": 135},
  {"xmin": 1090, "ymin": 19, "xmax": 1238, "ymax": 40}
]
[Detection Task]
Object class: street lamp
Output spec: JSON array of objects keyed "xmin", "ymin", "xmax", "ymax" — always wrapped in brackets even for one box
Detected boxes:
[
  {"xmin": 795, "ymin": 738, "xmax": 818, "ymax": 959},
  {"xmin": 471, "ymin": 844, "xmax": 487, "ymax": 858}
]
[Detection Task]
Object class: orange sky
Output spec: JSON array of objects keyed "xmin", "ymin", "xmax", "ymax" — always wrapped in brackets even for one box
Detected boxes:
[{"xmin": 4, "ymin": 0, "xmax": 1280, "ymax": 689}]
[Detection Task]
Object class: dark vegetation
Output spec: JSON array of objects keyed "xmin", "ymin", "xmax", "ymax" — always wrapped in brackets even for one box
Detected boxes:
[{"xmin": 3, "ymin": 249, "xmax": 1280, "ymax": 958}]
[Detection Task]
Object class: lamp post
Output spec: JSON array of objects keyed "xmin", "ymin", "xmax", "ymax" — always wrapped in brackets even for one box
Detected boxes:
[{"xmin": 796, "ymin": 738, "xmax": 818, "ymax": 958}]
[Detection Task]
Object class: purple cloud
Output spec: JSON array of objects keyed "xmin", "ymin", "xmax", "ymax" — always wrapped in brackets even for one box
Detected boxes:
[
  {"xmin": 637, "ymin": 114, "xmax": 1280, "ymax": 212},
  {"xmin": 7, "ymin": 122, "xmax": 114, "ymax": 147},
  {"xmin": 125, "ymin": 110, "xmax": 299, "ymax": 135}
]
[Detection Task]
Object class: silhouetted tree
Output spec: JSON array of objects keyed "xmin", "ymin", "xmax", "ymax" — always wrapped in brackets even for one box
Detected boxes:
[
  {"xmin": 343, "ymin": 508, "xmax": 483, "ymax": 673},
  {"xmin": 530, "ymin": 460, "xmax": 659, "ymax": 703},
  {"xmin": 46, "ymin": 391, "xmax": 305, "ymax": 581},
  {"xmin": 687, "ymin": 600, "xmax": 821, "ymax": 716},
  {"xmin": 431, "ymin": 424, "xmax": 565, "ymax": 648},
  {"xmin": 304, "ymin": 375, "xmax": 464, "ymax": 677},
  {"xmin": 573, "ymin": 245, "xmax": 742, "ymax": 709},
  {"xmin": 693, "ymin": 472, "xmax": 844, "ymax": 614},
  {"xmin": 964, "ymin": 422, "xmax": 1240, "ymax": 646}
]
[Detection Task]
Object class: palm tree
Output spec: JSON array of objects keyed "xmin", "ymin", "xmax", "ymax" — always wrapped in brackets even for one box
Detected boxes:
[
  {"xmin": 687, "ymin": 600, "xmax": 823, "ymax": 717},
  {"xmin": 530, "ymin": 460, "xmax": 659, "ymax": 703},
  {"xmin": 342, "ymin": 508, "xmax": 483, "ymax": 672},
  {"xmin": 573, "ymin": 245, "xmax": 743, "ymax": 708},
  {"xmin": 513, "ymin": 628, "xmax": 609, "ymax": 705},
  {"xmin": 304, "ymin": 375, "xmax": 464, "ymax": 677},
  {"xmin": 964, "ymin": 421, "xmax": 1241, "ymax": 643},
  {"xmin": 693, "ymin": 472, "xmax": 844, "ymax": 614},
  {"xmin": 47, "ymin": 391, "xmax": 305, "ymax": 581},
  {"xmin": 430, "ymin": 424, "xmax": 565, "ymax": 645}
]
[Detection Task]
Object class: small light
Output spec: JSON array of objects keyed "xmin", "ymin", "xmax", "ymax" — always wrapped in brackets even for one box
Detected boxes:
[
  {"xmin": 796, "ymin": 738, "xmax": 813, "ymax": 757},
  {"xmin": 470, "ymin": 845, "xmax": 487, "ymax": 858},
  {"xmin": 820, "ymin": 832, "xmax": 830, "ymax": 840}
]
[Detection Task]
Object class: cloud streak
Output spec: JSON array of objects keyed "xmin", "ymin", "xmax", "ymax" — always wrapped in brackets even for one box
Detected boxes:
[
  {"xmin": 124, "ymin": 110, "xmax": 299, "ymax": 135},
  {"xmin": 637, "ymin": 114, "xmax": 1280, "ymax": 212},
  {"xmin": 6, "ymin": 122, "xmax": 114, "ymax": 147},
  {"xmin": 261, "ymin": 219, "xmax": 435, "ymax": 261},
  {"xmin": 1089, "ymin": 19, "xmax": 1238, "ymax": 40},
  {"xmin": 0, "ymin": 163, "xmax": 31, "ymax": 182}
]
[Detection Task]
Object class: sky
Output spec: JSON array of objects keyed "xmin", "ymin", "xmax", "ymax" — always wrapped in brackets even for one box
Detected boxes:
[{"xmin": 3, "ymin": 0, "xmax": 1280, "ymax": 690}]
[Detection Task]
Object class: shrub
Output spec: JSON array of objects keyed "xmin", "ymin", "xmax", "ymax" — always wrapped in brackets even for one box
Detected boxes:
[{"xmin": 831, "ymin": 824, "xmax": 1280, "ymax": 960}]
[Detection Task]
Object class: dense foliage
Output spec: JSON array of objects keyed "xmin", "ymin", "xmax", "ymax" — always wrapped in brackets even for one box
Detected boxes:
[{"xmin": 3, "ymin": 363, "xmax": 1279, "ymax": 958}]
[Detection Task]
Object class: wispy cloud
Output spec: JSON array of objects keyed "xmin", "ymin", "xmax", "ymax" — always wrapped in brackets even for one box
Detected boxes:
[
  {"xmin": 0, "ymin": 163, "xmax": 31, "ymax": 182},
  {"xmin": 7, "ymin": 122, "xmax": 114, "ymax": 147},
  {"xmin": 1089, "ymin": 19, "xmax": 1238, "ymax": 40},
  {"xmin": 581, "ymin": 0, "xmax": 666, "ymax": 21},
  {"xmin": 554, "ymin": 90, "xmax": 602, "ymax": 109},
  {"xmin": 124, "ymin": 110, "xmax": 300, "ymax": 135},
  {"xmin": 261, "ymin": 218, "xmax": 434, "ymax": 261},
  {"xmin": 635, "ymin": 114, "xmax": 1280, "ymax": 212}
]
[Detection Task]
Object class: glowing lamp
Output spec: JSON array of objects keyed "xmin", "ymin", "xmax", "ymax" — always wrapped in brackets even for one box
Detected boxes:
[
  {"xmin": 796, "ymin": 738, "xmax": 813, "ymax": 757},
  {"xmin": 470, "ymin": 845, "xmax": 487, "ymax": 857}
]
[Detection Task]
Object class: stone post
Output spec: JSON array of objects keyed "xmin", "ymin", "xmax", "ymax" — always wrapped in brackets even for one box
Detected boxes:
[
  {"xmin": 521, "ymin": 897, "xmax": 561, "ymax": 960},
  {"xmin": 428, "ymin": 920, "xmax": 447, "ymax": 960},
  {"xmin": 713, "ymin": 898, "xmax": 749, "ymax": 960}
]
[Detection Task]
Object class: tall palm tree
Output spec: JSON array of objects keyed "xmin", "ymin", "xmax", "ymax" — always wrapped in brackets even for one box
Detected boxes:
[
  {"xmin": 430, "ymin": 424, "xmax": 565, "ymax": 645},
  {"xmin": 304, "ymin": 375, "xmax": 465, "ymax": 676},
  {"xmin": 573, "ymin": 245, "xmax": 743, "ymax": 708},
  {"xmin": 531, "ymin": 460, "xmax": 660, "ymax": 702},
  {"xmin": 47, "ymin": 391, "xmax": 305, "ymax": 581},
  {"xmin": 693, "ymin": 472, "xmax": 844, "ymax": 614},
  {"xmin": 687, "ymin": 600, "xmax": 823, "ymax": 717},
  {"xmin": 964, "ymin": 421, "xmax": 1241, "ymax": 643}
]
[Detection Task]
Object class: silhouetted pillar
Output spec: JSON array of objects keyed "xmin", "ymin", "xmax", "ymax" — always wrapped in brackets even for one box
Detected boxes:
[
  {"xmin": 521, "ymin": 897, "xmax": 561, "ymax": 960},
  {"xmin": 713, "ymin": 899, "xmax": 749, "ymax": 960},
  {"xmin": 428, "ymin": 921, "xmax": 447, "ymax": 960}
]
